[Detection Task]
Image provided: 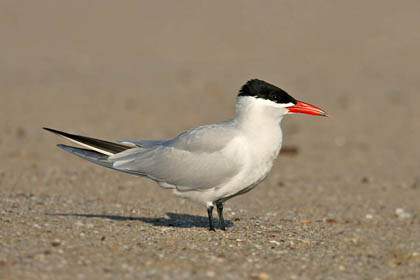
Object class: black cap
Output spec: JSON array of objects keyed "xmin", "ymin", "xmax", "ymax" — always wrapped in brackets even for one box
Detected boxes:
[{"xmin": 238, "ymin": 79, "xmax": 297, "ymax": 105}]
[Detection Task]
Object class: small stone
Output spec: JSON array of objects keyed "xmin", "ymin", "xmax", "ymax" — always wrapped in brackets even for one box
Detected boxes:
[
  {"xmin": 103, "ymin": 268, "xmax": 112, "ymax": 273},
  {"xmin": 411, "ymin": 176, "xmax": 420, "ymax": 189},
  {"xmin": 351, "ymin": 236, "xmax": 361, "ymax": 244},
  {"xmin": 51, "ymin": 239, "xmax": 61, "ymax": 247},
  {"xmin": 252, "ymin": 272, "xmax": 270, "ymax": 280},
  {"xmin": 206, "ymin": 271, "xmax": 215, "ymax": 277},
  {"xmin": 301, "ymin": 218, "xmax": 311, "ymax": 225},
  {"xmin": 395, "ymin": 208, "xmax": 415, "ymax": 219},
  {"xmin": 365, "ymin": 214, "xmax": 373, "ymax": 219},
  {"xmin": 75, "ymin": 220, "xmax": 84, "ymax": 227}
]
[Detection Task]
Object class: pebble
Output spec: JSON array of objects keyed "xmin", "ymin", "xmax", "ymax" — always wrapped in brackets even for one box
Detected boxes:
[
  {"xmin": 411, "ymin": 176, "xmax": 420, "ymax": 189},
  {"xmin": 51, "ymin": 239, "xmax": 61, "ymax": 247},
  {"xmin": 206, "ymin": 271, "xmax": 215, "ymax": 277},
  {"xmin": 395, "ymin": 208, "xmax": 415, "ymax": 219},
  {"xmin": 301, "ymin": 218, "xmax": 311, "ymax": 225},
  {"xmin": 75, "ymin": 220, "xmax": 84, "ymax": 227},
  {"xmin": 252, "ymin": 272, "xmax": 270, "ymax": 280}
]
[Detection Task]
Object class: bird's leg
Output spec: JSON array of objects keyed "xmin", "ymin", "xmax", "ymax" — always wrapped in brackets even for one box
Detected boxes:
[
  {"xmin": 216, "ymin": 200, "xmax": 226, "ymax": 231},
  {"xmin": 207, "ymin": 205, "xmax": 215, "ymax": 231}
]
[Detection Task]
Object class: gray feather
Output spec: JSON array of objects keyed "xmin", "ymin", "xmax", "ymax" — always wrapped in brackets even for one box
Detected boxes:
[
  {"xmin": 110, "ymin": 123, "xmax": 243, "ymax": 191},
  {"xmin": 57, "ymin": 144, "xmax": 114, "ymax": 169}
]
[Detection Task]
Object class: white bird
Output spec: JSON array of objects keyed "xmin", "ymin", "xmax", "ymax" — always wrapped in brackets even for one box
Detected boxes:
[{"xmin": 44, "ymin": 79, "xmax": 327, "ymax": 231}]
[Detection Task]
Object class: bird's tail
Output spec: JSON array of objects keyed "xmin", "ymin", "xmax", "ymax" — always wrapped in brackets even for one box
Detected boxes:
[
  {"xmin": 43, "ymin": 127, "xmax": 132, "ymax": 156},
  {"xmin": 56, "ymin": 144, "xmax": 114, "ymax": 169},
  {"xmin": 43, "ymin": 127, "xmax": 135, "ymax": 170},
  {"xmin": 44, "ymin": 128, "xmax": 145, "ymax": 176}
]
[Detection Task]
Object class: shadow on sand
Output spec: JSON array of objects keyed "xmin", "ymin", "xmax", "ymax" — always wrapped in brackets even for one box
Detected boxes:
[{"xmin": 46, "ymin": 212, "xmax": 233, "ymax": 229}]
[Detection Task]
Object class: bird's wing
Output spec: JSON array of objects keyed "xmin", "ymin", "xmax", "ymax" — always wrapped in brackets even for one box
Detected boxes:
[
  {"xmin": 166, "ymin": 122, "xmax": 238, "ymax": 152},
  {"xmin": 109, "ymin": 123, "xmax": 243, "ymax": 191},
  {"xmin": 116, "ymin": 121, "xmax": 235, "ymax": 151},
  {"xmin": 116, "ymin": 139, "xmax": 168, "ymax": 148}
]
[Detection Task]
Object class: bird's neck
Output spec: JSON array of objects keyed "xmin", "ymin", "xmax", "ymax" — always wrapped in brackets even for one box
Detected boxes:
[
  {"xmin": 234, "ymin": 96, "xmax": 285, "ymax": 162},
  {"xmin": 234, "ymin": 96, "xmax": 285, "ymax": 133}
]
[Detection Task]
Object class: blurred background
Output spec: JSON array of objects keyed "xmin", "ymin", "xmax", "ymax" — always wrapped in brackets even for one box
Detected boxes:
[
  {"xmin": 1, "ymin": 1, "xmax": 420, "ymax": 279},
  {"xmin": 1, "ymin": 1, "xmax": 419, "ymax": 183},
  {"xmin": 1, "ymin": 1, "xmax": 419, "ymax": 175}
]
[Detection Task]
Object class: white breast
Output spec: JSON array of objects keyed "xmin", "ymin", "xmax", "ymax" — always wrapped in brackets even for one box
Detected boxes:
[
  {"xmin": 219, "ymin": 123, "xmax": 283, "ymax": 199},
  {"xmin": 173, "ymin": 96, "xmax": 287, "ymax": 206}
]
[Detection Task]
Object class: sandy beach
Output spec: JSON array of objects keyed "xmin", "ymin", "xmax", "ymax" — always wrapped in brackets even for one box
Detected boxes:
[{"xmin": 1, "ymin": 1, "xmax": 420, "ymax": 279}]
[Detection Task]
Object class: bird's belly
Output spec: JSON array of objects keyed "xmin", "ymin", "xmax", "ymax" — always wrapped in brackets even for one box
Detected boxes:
[
  {"xmin": 224, "ymin": 158, "xmax": 274, "ymax": 197},
  {"xmin": 170, "ymin": 152, "xmax": 274, "ymax": 205}
]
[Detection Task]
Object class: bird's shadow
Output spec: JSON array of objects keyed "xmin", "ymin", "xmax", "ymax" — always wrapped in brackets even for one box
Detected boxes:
[{"xmin": 46, "ymin": 212, "xmax": 233, "ymax": 229}]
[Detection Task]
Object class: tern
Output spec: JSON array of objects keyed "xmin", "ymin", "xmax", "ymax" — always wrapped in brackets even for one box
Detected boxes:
[{"xmin": 44, "ymin": 79, "xmax": 327, "ymax": 231}]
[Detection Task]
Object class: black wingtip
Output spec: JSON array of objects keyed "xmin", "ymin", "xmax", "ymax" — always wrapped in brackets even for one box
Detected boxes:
[
  {"xmin": 43, "ymin": 127, "xmax": 61, "ymax": 134},
  {"xmin": 44, "ymin": 127, "xmax": 131, "ymax": 154},
  {"xmin": 43, "ymin": 127, "xmax": 77, "ymax": 138}
]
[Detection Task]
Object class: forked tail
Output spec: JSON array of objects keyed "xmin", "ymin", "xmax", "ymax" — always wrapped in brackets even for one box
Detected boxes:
[
  {"xmin": 43, "ymin": 127, "xmax": 136, "ymax": 170},
  {"xmin": 43, "ymin": 127, "xmax": 132, "ymax": 155}
]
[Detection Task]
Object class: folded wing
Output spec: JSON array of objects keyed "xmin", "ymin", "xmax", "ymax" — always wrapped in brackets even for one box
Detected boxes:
[
  {"xmin": 110, "ymin": 123, "xmax": 242, "ymax": 191},
  {"xmin": 45, "ymin": 123, "xmax": 243, "ymax": 191}
]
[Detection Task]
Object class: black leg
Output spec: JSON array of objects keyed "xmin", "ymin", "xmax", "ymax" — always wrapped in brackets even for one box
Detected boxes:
[
  {"xmin": 216, "ymin": 200, "xmax": 226, "ymax": 231},
  {"xmin": 207, "ymin": 205, "xmax": 215, "ymax": 231}
]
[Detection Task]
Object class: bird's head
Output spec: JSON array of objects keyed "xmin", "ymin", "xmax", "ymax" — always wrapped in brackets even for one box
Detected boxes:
[{"xmin": 238, "ymin": 79, "xmax": 328, "ymax": 117}]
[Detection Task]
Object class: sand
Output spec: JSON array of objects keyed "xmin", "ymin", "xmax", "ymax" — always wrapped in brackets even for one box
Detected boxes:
[{"xmin": 1, "ymin": 1, "xmax": 420, "ymax": 279}]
